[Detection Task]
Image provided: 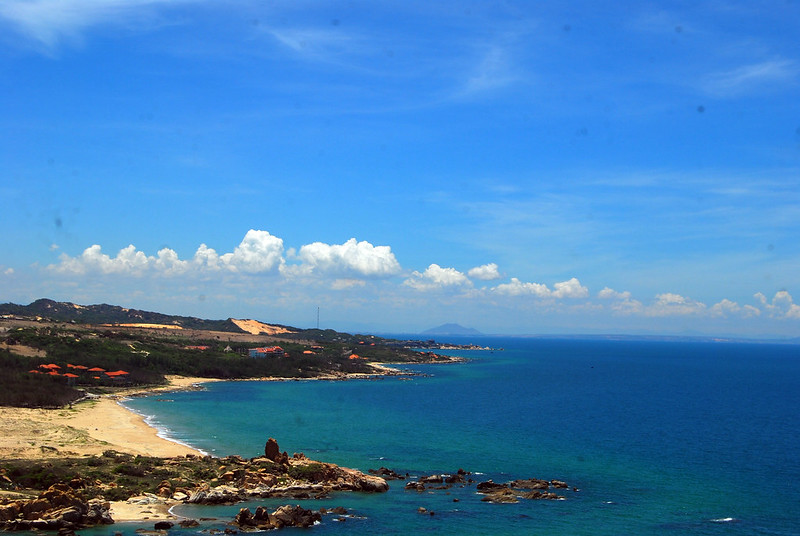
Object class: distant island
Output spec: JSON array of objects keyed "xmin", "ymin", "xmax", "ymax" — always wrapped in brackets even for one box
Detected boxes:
[{"xmin": 421, "ymin": 323, "xmax": 482, "ymax": 336}]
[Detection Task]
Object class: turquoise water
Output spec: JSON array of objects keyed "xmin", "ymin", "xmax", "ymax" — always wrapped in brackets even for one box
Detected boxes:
[{"xmin": 103, "ymin": 339, "xmax": 798, "ymax": 535}]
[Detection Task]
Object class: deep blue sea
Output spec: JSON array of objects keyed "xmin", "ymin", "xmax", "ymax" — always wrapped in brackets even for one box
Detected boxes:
[{"xmin": 93, "ymin": 338, "xmax": 799, "ymax": 535}]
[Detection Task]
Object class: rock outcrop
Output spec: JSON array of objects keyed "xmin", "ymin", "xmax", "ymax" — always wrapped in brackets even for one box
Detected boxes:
[
  {"xmin": 0, "ymin": 438, "xmax": 390, "ymax": 531},
  {"xmin": 233, "ymin": 505, "xmax": 322, "ymax": 530},
  {"xmin": 184, "ymin": 439, "xmax": 387, "ymax": 505},
  {"xmin": 264, "ymin": 437, "xmax": 289, "ymax": 465},
  {"xmin": 0, "ymin": 483, "xmax": 113, "ymax": 531}
]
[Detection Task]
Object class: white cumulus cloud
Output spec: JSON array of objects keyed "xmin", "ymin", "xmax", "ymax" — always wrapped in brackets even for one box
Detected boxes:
[
  {"xmin": 53, "ymin": 244, "xmax": 149, "ymax": 275},
  {"xmin": 191, "ymin": 243, "xmax": 223, "ymax": 271},
  {"xmin": 492, "ymin": 277, "xmax": 588, "ymax": 299},
  {"xmin": 467, "ymin": 263, "xmax": 501, "ymax": 281},
  {"xmin": 755, "ymin": 291, "xmax": 800, "ymax": 319},
  {"xmin": 404, "ymin": 264, "xmax": 472, "ymax": 291},
  {"xmin": 492, "ymin": 277, "xmax": 551, "ymax": 297},
  {"xmin": 646, "ymin": 293, "xmax": 706, "ymax": 317},
  {"xmin": 597, "ymin": 287, "xmax": 631, "ymax": 300},
  {"xmin": 597, "ymin": 286, "xmax": 643, "ymax": 315},
  {"xmin": 220, "ymin": 230, "xmax": 284, "ymax": 274},
  {"xmin": 296, "ymin": 238, "xmax": 401, "ymax": 278},
  {"xmin": 49, "ymin": 229, "xmax": 285, "ymax": 276},
  {"xmin": 154, "ymin": 247, "xmax": 188, "ymax": 275},
  {"xmin": 710, "ymin": 299, "xmax": 761, "ymax": 318},
  {"xmin": 552, "ymin": 277, "xmax": 589, "ymax": 298}
]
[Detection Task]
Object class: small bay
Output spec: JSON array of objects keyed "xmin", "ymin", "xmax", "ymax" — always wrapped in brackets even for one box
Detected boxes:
[{"xmin": 118, "ymin": 338, "xmax": 800, "ymax": 535}]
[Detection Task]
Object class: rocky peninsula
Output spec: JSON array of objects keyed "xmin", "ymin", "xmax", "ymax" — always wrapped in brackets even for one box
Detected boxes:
[{"xmin": 0, "ymin": 438, "xmax": 387, "ymax": 532}]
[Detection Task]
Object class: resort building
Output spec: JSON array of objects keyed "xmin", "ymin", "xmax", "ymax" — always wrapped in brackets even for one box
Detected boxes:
[{"xmin": 248, "ymin": 346, "xmax": 285, "ymax": 358}]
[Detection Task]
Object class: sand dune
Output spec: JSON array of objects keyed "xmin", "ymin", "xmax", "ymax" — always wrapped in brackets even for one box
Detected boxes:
[{"xmin": 231, "ymin": 318, "xmax": 295, "ymax": 335}]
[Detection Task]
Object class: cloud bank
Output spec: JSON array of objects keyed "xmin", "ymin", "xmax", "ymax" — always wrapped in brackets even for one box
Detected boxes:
[{"xmin": 43, "ymin": 229, "xmax": 800, "ymax": 328}]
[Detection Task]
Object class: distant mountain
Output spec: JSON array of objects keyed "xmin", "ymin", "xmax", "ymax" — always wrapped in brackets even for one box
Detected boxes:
[{"xmin": 421, "ymin": 323, "xmax": 482, "ymax": 336}]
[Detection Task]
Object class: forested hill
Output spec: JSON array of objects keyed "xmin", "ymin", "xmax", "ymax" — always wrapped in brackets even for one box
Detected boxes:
[{"xmin": 0, "ymin": 299, "xmax": 253, "ymax": 333}]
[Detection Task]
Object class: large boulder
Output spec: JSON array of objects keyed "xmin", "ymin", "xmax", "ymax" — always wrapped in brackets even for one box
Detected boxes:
[
  {"xmin": 84, "ymin": 499, "xmax": 113, "ymax": 525},
  {"xmin": 264, "ymin": 438, "xmax": 281, "ymax": 461}
]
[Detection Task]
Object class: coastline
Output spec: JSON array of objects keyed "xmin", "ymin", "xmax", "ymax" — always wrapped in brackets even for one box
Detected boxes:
[
  {"xmin": 0, "ymin": 361, "xmax": 449, "ymax": 526},
  {"xmin": 0, "ymin": 375, "xmax": 212, "ymax": 461},
  {"xmin": 0, "ymin": 376, "xmax": 218, "ymax": 524},
  {"xmin": 0, "ymin": 362, "xmax": 432, "ymax": 462}
]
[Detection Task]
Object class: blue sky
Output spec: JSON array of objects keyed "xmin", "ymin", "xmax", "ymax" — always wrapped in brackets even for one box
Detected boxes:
[{"xmin": 1, "ymin": 1, "xmax": 799, "ymax": 337}]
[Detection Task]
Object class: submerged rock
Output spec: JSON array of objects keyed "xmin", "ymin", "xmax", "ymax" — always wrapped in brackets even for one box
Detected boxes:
[{"xmin": 368, "ymin": 467, "xmax": 405, "ymax": 480}]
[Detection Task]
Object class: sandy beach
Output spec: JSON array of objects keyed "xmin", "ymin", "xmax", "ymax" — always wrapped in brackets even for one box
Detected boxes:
[
  {"xmin": 0, "ymin": 376, "xmax": 212, "ymax": 460},
  {"xmin": 0, "ymin": 376, "xmax": 221, "ymax": 522},
  {"xmin": 0, "ymin": 370, "xmax": 399, "ymax": 524}
]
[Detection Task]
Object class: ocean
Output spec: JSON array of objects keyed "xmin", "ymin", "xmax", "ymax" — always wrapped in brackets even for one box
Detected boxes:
[{"xmin": 105, "ymin": 338, "xmax": 798, "ymax": 535}]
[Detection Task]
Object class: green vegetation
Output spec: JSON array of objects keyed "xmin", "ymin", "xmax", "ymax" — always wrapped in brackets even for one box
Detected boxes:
[
  {"xmin": 0, "ymin": 298, "xmax": 244, "ymax": 332},
  {"xmin": 287, "ymin": 463, "xmax": 325, "ymax": 481},
  {"xmin": 0, "ymin": 349, "xmax": 83, "ymax": 408},
  {"xmin": 0, "ymin": 314, "xmax": 439, "ymax": 408},
  {"xmin": 0, "ymin": 451, "xmax": 225, "ymax": 501}
]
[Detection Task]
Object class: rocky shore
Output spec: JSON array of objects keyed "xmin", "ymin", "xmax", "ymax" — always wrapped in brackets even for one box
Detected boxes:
[
  {"xmin": 0, "ymin": 483, "xmax": 113, "ymax": 533},
  {"xmin": 0, "ymin": 438, "xmax": 387, "ymax": 532}
]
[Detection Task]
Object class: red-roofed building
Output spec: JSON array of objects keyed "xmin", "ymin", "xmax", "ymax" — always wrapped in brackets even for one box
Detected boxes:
[
  {"xmin": 63, "ymin": 373, "xmax": 79, "ymax": 385},
  {"xmin": 105, "ymin": 370, "xmax": 130, "ymax": 384},
  {"xmin": 249, "ymin": 346, "xmax": 285, "ymax": 358}
]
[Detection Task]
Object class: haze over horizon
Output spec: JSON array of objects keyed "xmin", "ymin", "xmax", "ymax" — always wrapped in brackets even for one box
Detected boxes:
[{"xmin": 2, "ymin": 1, "xmax": 799, "ymax": 338}]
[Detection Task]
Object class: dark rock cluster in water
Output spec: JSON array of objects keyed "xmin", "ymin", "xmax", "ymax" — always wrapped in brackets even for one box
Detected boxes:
[
  {"xmin": 231, "ymin": 504, "xmax": 356, "ymax": 530},
  {"xmin": 391, "ymin": 468, "xmax": 576, "ymax": 504}
]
